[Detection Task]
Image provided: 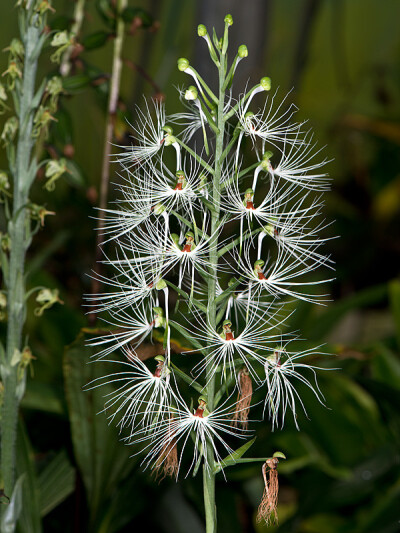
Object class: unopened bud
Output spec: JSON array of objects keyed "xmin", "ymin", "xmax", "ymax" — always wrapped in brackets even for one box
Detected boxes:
[
  {"xmin": 224, "ymin": 14, "xmax": 233, "ymax": 26},
  {"xmin": 260, "ymin": 77, "xmax": 271, "ymax": 91},
  {"xmin": 163, "ymin": 125, "xmax": 173, "ymax": 135},
  {"xmin": 238, "ymin": 45, "xmax": 248, "ymax": 58},
  {"xmin": 155, "ymin": 279, "xmax": 167, "ymax": 290},
  {"xmin": 153, "ymin": 203, "xmax": 166, "ymax": 215},
  {"xmin": 197, "ymin": 24, "xmax": 207, "ymax": 37},
  {"xmin": 164, "ymin": 134, "xmax": 176, "ymax": 146},
  {"xmin": 177, "ymin": 58, "xmax": 189, "ymax": 72}
]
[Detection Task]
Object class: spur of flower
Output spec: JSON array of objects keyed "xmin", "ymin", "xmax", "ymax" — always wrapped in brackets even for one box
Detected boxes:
[{"xmin": 262, "ymin": 345, "xmax": 326, "ymax": 430}]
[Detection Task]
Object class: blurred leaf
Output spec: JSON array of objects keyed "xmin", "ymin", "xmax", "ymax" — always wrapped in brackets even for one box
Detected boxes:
[
  {"xmin": 95, "ymin": 0, "xmax": 116, "ymax": 28},
  {"xmin": 21, "ymin": 382, "xmax": 65, "ymax": 415},
  {"xmin": 122, "ymin": 7, "xmax": 153, "ymax": 28},
  {"xmin": 63, "ymin": 333, "xmax": 138, "ymax": 532},
  {"xmin": 38, "ymin": 451, "xmax": 75, "ymax": 517},
  {"xmin": 16, "ymin": 422, "xmax": 42, "ymax": 533},
  {"xmin": 307, "ymin": 284, "xmax": 387, "ymax": 340},
  {"xmin": 389, "ymin": 279, "xmax": 400, "ymax": 347},
  {"xmin": 82, "ymin": 31, "xmax": 112, "ymax": 51},
  {"xmin": 370, "ymin": 343, "xmax": 400, "ymax": 388},
  {"xmin": 1, "ymin": 475, "xmax": 24, "ymax": 533},
  {"xmin": 357, "ymin": 478, "xmax": 400, "ymax": 533},
  {"xmin": 65, "ymin": 159, "xmax": 86, "ymax": 188},
  {"xmin": 62, "ymin": 75, "xmax": 92, "ymax": 92}
]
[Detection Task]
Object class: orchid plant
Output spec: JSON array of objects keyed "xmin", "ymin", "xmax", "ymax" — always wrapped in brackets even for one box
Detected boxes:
[{"xmin": 89, "ymin": 15, "xmax": 332, "ymax": 532}]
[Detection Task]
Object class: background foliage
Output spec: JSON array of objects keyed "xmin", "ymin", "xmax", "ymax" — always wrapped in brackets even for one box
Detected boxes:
[{"xmin": 0, "ymin": 0, "xmax": 399, "ymax": 531}]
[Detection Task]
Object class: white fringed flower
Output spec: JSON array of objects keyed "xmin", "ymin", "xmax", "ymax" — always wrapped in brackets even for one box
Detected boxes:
[
  {"xmin": 236, "ymin": 241, "xmax": 332, "ymax": 305},
  {"xmin": 114, "ymin": 99, "xmax": 167, "ymax": 167},
  {"xmin": 263, "ymin": 346, "xmax": 326, "ymax": 429},
  {"xmin": 86, "ymin": 351, "xmax": 174, "ymax": 432},
  {"xmin": 135, "ymin": 395, "xmax": 249, "ymax": 476},
  {"xmin": 88, "ymin": 301, "xmax": 155, "ymax": 360},
  {"xmin": 182, "ymin": 307, "xmax": 289, "ymax": 382}
]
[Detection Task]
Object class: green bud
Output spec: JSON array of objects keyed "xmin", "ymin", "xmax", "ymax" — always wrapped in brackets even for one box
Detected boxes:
[
  {"xmin": 198, "ymin": 395, "xmax": 207, "ymax": 404},
  {"xmin": 263, "ymin": 150, "xmax": 273, "ymax": 160},
  {"xmin": 0, "ymin": 171, "xmax": 10, "ymax": 192},
  {"xmin": 171, "ymin": 233, "xmax": 180, "ymax": 245},
  {"xmin": 238, "ymin": 45, "xmax": 248, "ymax": 58},
  {"xmin": 228, "ymin": 277, "xmax": 237, "ymax": 287},
  {"xmin": 185, "ymin": 231, "xmax": 194, "ymax": 239},
  {"xmin": 177, "ymin": 57, "xmax": 189, "ymax": 72},
  {"xmin": 155, "ymin": 279, "xmax": 167, "ymax": 290},
  {"xmin": 198, "ymin": 24, "xmax": 207, "ymax": 37},
  {"xmin": 244, "ymin": 111, "xmax": 254, "ymax": 119},
  {"xmin": 153, "ymin": 306, "xmax": 164, "ymax": 315},
  {"xmin": 163, "ymin": 125, "xmax": 173, "ymax": 134},
  {"xmin": 176, "ymin": 170, "xmax": 185, "ymax": 178},
  {"xmin": 154, "ymin": 355, "xmax": 165, "ymax": 362},
  {"xmin": 263, "ymin": 224, "xmax": 274, "ymax": 237},
  {"xmin": 254, "ymin": 259, "xmax": 265, "ymax": 268},
  {"xmin": 260, "ymin": 76, "xmax": 271, "ymax": 91},
  {"xmin": 50, "ymin": 31, "xmax": 74, "ymax": 64},
  {"xmin": 222, "ymin": 319, "xmax": 232, "ymax": 326},
  {"xmin": 245, "ymin": 188, "xmax": 254, "ymax": 195},
  {"xmin": 185, "ymin": 85, "xmax": 198, "ymax": 100},
  {"xmin": 164, "ymin": 134, "xmax": 176, "ymax": 146},
  {"xmin": 224, "ymin": 14, "xmax": 233, "ymax": 26}
]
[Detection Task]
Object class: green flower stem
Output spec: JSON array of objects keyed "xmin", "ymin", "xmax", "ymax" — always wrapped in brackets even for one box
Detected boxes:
[
  {"xmin": 223, "ymin": 84, "xmax": 261, "ymax": 122},
  {"xmin": 1, "ymin": 10, "xmax": 43, "ymax": 504},
  {"xmin": 203, "ymin": 43, "xmax": 227, "ymax": 533}
]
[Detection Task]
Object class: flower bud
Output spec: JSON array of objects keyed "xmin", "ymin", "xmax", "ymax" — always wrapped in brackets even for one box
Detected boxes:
[
  {"xmin": 197, "ymin": 24, "xmax": 207, "ymax": 37},
  {"xmin": 155, "ymin": 279, "xmax": 167, "ymax": 290},
  {"xmin": 224, "ymin": 14, "xmax": 233, "ymax": 26},
  {"xmin": 184, "ymin": 85, "xmax": 198, "ymax": 100},
  {"xmin": 177, "ymin": 57, "xmax": 189, "ymax": 72},
  {"xmin": 164, "ymin": 134, "xmax": 176, "ymax": 146},
  {"xmin": 260, "ymin": 77, "xmax": 271, "ymax": 91},
  {"xmin": 263, "ymin": 150, "xmax": 273, "ymax": 161},
  {"xmin": 238, "ymin": 45, "xmax": 248, "ymax": 58},
  {"xmin": 163, "ymin": 125, "xmax": 173, "ymax": 135}
]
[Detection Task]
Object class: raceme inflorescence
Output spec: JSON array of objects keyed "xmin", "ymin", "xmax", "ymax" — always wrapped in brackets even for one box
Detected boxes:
[{"xmin": 88, "ymin": 14, "xmax": 333, "ymax": 531}]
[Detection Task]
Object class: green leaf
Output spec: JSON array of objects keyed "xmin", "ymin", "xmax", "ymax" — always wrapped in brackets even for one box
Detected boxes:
[
  {"xmin": 171, "ymin": 362, "xmax": 203, "ymax": 393},
  {"xmin": 38, "ymin": 451, "xmax": 75, "ymax": 517},
  {"xmin": 16, "ymin": 421, "xmax": 42, "ymax": 533},
  {"xmin": 82, "ymin": 31, "xmax": 111, "ymax": 51},
  {"xmin": 62, "ymin": 74, "xmax": 91, "ymax": 92},
  {"xmin": 63, "ymin": 333, "xmax": 137, "ymax": 531},
  {"xmin": 214, "ymin": 437, "xmax": 257, "ymax": 474}
]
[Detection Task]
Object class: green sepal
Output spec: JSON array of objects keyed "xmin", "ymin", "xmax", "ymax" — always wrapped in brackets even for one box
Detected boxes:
[
  {"xmin": 214, "ymin": 437, "xmax": 257, "ymax": 474},
  {"xmin": 273, "ymin": 451, "xmax": 286, "ymax": 459}
]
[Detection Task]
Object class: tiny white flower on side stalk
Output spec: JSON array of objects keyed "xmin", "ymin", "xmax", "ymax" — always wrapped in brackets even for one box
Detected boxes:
[
  {"xmin": 135, "ymin": 394, "xmax": 249, "ymax": 477},
  {"xmin": 86, "ymin": 351, "xmax": 174, "ymax": 433},
  {"xmin": 263, "ymin": 346, "xmax": 326, "ymax": 430}
]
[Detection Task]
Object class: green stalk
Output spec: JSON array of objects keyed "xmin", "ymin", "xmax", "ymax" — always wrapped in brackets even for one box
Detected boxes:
[
  {"xmin": 1, "ymin": 10, "xmax": 43, "ymax": 503},
  {"xmin": 203, "ymin": 44, "xmax": 227, "ymax": 533}
]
